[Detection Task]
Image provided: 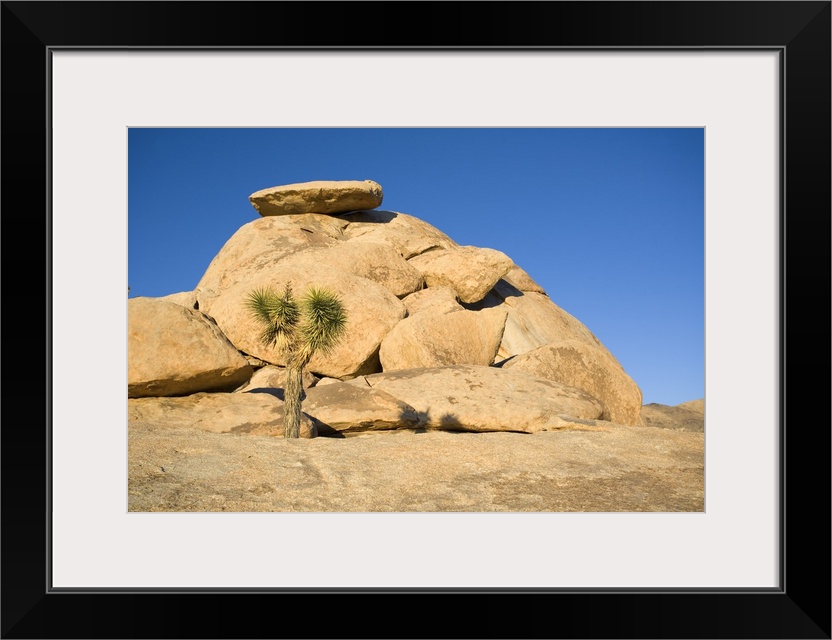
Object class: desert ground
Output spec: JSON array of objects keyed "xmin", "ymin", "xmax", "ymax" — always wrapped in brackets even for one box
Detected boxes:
[{"xmin": 128, "ymin": 401, "xmax": 704, "ymax": 513}]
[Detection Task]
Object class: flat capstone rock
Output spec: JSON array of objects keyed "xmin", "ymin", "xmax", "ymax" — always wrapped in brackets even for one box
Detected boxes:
[{"xmin": 249, "ymin": 180, "xmax": 383, "ymax": 216}]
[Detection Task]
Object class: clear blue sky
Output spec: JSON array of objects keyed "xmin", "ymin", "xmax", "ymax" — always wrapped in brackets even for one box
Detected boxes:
[{"xmin": 128, "ymin": 128, "xmax": 704, "ymax": 406}]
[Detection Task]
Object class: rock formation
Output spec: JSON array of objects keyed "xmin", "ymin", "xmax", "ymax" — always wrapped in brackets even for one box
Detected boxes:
[
  {"xmin": 344, "ymin": 365, "xmax": 607, "ymax": 433},
  {"xmin": 640, "ymin": 399, "xmax": 705, "ymax": 432},
  {"xmin": 407, "ymin": 246, "xmax": 514, "ymax": 303},
  {"xmin": 129, "ymin": 392, "xmax": 318, "ymax": 438},
  {"xmin": 128, "ymin": 298, "xmax": 251, "ymax": 397},
  {"xmin": 499, "ymin": 339, "xmax": 643, "ymax": 425},
  {"xmin": 205, "ymin": 264, "xmax": 406, "ymax": 379},
  {"xmin": 249, "ymin": 179, "xmax": 383, "ymax": 216},
  {"xmin": 129, "ymin": 178, "xmax": 647, "ymax": 436},
  {"xmin": 378, "ymin": 307, "xmax": 508, "ymax": 371}
]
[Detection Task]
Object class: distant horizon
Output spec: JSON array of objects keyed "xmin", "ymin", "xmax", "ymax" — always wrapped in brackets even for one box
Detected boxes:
[{"xmin": 128, "ymin": 128, "xmax": 704, "ymax": 406}]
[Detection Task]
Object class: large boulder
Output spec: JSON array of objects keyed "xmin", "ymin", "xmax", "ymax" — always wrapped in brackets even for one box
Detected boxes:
[
  {"xmin": 500, "ymin": 340, "xmax": 643, "ymax": 426},
  {"xmin": 206, "ymin": 264, "xmax": 406, "ymax": 379},
  {"xmin": 302, "ymin": 381, "xmax": 424, "ymax": 435},
  {"xmin": 281, "ymin": 240, "xmax": 424, "ymax": 299},
  {"xmin": 401, "ymin": 286, "xmax": 463, "ymax": 316},
  {"xmin": 249, "ymin": 180, "xmax": 383, "ymax": 216},
  {"xmin": 352, "ymin": 365, "xmax": 607, "ymax": 433},
  {"xmin": 236, "ymin": 365, "xmax": 319, "ymax": 394},
  {"xmin": 195, "ymin": 214, "xmax": 347, "ymax": 314},
  {"xmin": 195, "ymin": 214, "xmax": 425, "ymax": 313},
  {"xmin": 473, "ymin": 282, "xmax": 602, "ymax": 360},
  {"xmin": 408, "ymin": 246, "xmax": 514, "ymax": 304},
  {"xmin": 379, "ymin": 307, "xmax": 507, "ymax": 371},
  {"xmin": 128, "ymin": 298, "xmax": 252, "ymax": 398},
  {"xmin": 337, "ymin": 210, "xmax": 458, "ymax": 259},
  {"xmin": 128, "ymin": 392, "xmax": 317, "ymax": 438}
]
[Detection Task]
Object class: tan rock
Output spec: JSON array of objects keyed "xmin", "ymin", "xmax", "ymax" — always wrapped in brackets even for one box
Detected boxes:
[
  {"xmin": 157, "ymin": 291, "xmax": 198, "ymax": 309},
  {"xmin": 127, "ymin": 423, "xmax": 705, "ymax": 512},
  {"xmin": 361, "ymin": 365, "xmax": 607, "ymax": 433},
  {"xmin": 338, "ymin": 210, "xmax": 458, "ymax": 259},
  {"xmin": 481, "ymin": 290, "xmax": 602, "ymax": 361},
  {"xmin": 128, "ymin": 392, "xmax": 317, "ymax": 438},
  {"xmin": 249, "ymin": 180, "xmax": 383, "ymax": 216},
  {"xmin": 206, "ymin": 264, "xmax": 406, "ymax": 379},
  {"xmin": 283, "ymin": 241, "xmax": 424, "ymax": 298},
  {"xmin": 379, "ymin": 308, "xmax": 507, "ymax": 371},
  {"xmin": 343, "ymin": 375, "xmax": 372, "ymax": 388},
  {"xmin": 129, "ymin": 423, "xmax": 704, "ymax": 512},
  {"xmin": 128, "ymin": 298, "xmax": 252, "ymax": 398},
  {"xmin": 678, "ymin": 398, "xmax": 705, "ymax": 415},
  {"xmin": 302, "ymin": 381, "xmax": 424, "ymax": 435},
  {"xmin": 401, "ymin": 286, "xmax": 462, "ymax": 316},
  {"xmin": 236, "ymin": 365, "xmax": 319, "ymax": 393},
  {"xmin": 501, "ymin": 340, "xmax": 643, "ymax": 426},
  {"xmin": 195, "ymin": 214, "xmax": 347, "ymax": 314},
  {"xmin": 503, "ymin": 265, "xmax": 546, "ymax": 294},
  {"xmin": 641, "ymin": 402, "xmax": 704, "ymax": 432},
  {"xmin": 408, "ymin": 246, "xmax": 514, "ymax": 304}
]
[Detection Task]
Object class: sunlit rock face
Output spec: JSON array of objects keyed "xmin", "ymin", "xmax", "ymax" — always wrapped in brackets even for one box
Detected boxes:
[
  {"xmin": 128, "ymin": 298, "xmax": 252, "ymax": 398},
  {"xmin": 129, "ymin": 178, "xmax": 645, "ymax": 436},
  {"xmin": 249, "ymin": 179, "xmax": 383, "ymax": 216}
]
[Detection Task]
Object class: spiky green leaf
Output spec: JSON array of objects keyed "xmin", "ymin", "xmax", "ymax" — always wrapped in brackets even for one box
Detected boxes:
[
  {"xmin": 299, "ymin": 285, "xmax": 347, "ymax": 357},
  {"xmin": 245, "ymin": 285, "xmax": 300, "ymax": 349}
]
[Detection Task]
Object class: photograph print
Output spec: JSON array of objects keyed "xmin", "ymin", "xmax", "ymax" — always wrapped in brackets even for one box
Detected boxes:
[{"xmin": 127, "ymin": 127, "xmax": 704, "ymax": 513}]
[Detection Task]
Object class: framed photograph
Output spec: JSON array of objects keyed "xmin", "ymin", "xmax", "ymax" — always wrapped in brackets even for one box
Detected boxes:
[{"xmin": 3, "ymin": 2, "xmax": 829, "ymax": 638}]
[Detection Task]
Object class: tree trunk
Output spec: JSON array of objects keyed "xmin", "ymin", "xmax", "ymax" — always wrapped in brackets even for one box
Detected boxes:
[{"xmin": 283, "ymin": 359, "xmax": 306, "ymax": 438}]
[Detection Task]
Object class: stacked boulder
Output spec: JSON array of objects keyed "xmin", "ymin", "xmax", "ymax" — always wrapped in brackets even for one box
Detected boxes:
[{"xmin": 129, "ymin": 179, "xmax": 643, "ymax": 437}]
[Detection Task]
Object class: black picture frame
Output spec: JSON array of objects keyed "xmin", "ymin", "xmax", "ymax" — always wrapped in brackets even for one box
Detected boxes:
[{"xmin": 2, "ymin": 2, "xmax": 829, "ymax": 638}]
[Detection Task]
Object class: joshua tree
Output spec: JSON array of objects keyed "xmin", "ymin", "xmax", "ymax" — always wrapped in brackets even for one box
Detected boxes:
[{"xmin": 246, "ymin": 283, "xmax": 347, "ymax": 438}]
